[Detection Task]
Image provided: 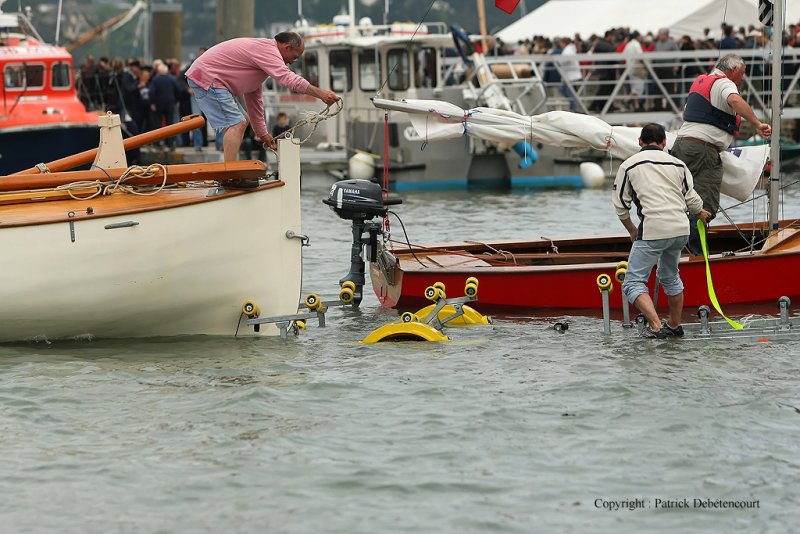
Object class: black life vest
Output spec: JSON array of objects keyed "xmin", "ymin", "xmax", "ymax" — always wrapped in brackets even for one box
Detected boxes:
[{"xmin": 682, "ymin": 73, "xmax": 740, "ymax": 135}]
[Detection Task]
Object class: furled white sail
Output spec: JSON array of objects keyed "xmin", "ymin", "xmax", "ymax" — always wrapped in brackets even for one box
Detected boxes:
[{"xmin": 371, "ymin": 98, "xmax": 768, "ymax": 202}]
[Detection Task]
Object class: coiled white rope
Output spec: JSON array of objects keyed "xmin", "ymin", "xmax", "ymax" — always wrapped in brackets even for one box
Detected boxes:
[
  {"xmin": 52, "ymin": 163, "xmax": 171, "ymax": 199},
  {"xmin": 263, "ymin": 100, "xmax": 344, "ymax": 164}
]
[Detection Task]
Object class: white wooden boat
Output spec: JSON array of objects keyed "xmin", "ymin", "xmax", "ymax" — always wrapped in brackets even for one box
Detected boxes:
[{"xmin": 0, "ymin": 116, "xmax": 302, "ymax": 341}]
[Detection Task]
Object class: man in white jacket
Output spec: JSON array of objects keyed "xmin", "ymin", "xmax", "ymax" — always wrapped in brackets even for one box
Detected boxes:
[{"xmin": 613, "ymin": 123, "xmax": 711, "ymax": 338}]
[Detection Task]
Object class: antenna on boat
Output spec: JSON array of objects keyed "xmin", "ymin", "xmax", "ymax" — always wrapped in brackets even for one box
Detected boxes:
[
  {"xmin": 55, "ymin": 0, "xmax": 63, "ymax": 46},
  {"xmin": 768, "ymin": 0, "xmax": 782, "ymax": 230},
  {"xmin": 348, "ymin": 0, "xmax": 356, "ymax": 38}
]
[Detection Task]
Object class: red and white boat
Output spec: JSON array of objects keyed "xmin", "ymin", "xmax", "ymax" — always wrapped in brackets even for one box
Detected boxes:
[
  {"xmin": 369, "ymin": 225, "xmax": 800, "ymax": 312},
  {"xmin": 0, "ymin": 3, "xmax": 99, "ymax": 175}
]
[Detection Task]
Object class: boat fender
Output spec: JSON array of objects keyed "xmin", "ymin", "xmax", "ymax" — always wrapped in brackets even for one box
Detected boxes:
[
  {"xmin": 580, "ymin": 162, "xmax": 605, "ymax": 188},
  {"xmin": 512, "ymin": 141, "xmax": 538, "ymax": 169},
  {"xmin": 348, "ymin": 152, "xmax": 375, "ymax": 180}
]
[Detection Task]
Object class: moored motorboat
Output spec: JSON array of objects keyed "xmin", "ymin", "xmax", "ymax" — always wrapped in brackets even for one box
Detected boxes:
[{"xmin": 0, "ymin": 3, "xmax": 100, "ymax": 174}]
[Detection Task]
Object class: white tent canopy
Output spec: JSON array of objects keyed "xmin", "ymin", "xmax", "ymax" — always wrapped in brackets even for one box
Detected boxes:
[{"xmin": 495, "ymin": 0, "xmax": 800, "ymax": 42}]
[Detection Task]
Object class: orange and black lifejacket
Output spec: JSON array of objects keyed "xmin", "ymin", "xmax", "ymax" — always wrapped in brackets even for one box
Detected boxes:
[{"xmin": 683, "ymin": 73, "xmax": 740, "ymax": 135}]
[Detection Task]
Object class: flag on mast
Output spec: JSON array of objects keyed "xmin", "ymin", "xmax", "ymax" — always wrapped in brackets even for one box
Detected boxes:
[
  {"xmin": 495, "ymin": 0, "xmax": 521, "ymax": 14},
  {"xmin": 759, "ymin": 0, "xmax": 774, "ymax": 26}
]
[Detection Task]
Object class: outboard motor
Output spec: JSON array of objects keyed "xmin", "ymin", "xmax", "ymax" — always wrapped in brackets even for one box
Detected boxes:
[{"xmin": 323, "ymin": 179, "xmax": 401, "ymax": 306}]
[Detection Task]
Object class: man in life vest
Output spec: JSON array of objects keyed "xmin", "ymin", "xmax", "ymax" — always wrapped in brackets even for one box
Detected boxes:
[{"xmin": 671, "ymin": 54, "xmax": 771, "ymax": 255}]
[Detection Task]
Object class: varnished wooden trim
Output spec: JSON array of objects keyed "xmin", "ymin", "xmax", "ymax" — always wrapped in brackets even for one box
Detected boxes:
[{"xmin": 0, "ymin": 180, "xmax": 285, "ymax": 228}]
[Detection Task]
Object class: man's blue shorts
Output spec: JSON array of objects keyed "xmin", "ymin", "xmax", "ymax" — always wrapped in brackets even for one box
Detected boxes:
[
  {"xmin": 622, "ymin": 235, "xmax": 689, "ymax": 304},
  {"xmin": 187, "ymin": 79, "xmax": 246, "ymax": 135}
]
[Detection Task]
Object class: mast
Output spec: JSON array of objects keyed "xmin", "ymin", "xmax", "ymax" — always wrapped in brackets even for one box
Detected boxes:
[
  {"xmin": 768, "ymin": 0, "xmax": 782, "ymax": 230},
  {"xmin": 476, "ymin": 0, "xmax": 488, "ymax": 55}
]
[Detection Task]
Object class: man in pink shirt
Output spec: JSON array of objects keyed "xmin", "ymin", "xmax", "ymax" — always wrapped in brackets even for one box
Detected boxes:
[{"xmin": 185, "ymin": 32, "xmax": 340, "ymax": 161}]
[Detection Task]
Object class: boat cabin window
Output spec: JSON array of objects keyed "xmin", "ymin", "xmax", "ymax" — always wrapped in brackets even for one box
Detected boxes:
[
  {"xmin": 4, "ymin": 63, "xmax": 45, "ymax": 91},
  {"xmin": 387, "ymin": 49, "xmax": 409, "ymax": 90},
  {"xmin": 51, "ymin": 62, "xmax": 72, "ymax": 89},
  {"xmin": 414, "ymin": 48, "xmax": 437, "ymax": 88},
  {"xmin": 301, "ymin": 51, "xmax": 319, "ymax": 87},
  {"xmin": 358, "ymin": 49, "xmax": 381, "ymax": 92},
  {"xmin": 329, "ymin": 49, "xmax": 352, "ymax": 92}
]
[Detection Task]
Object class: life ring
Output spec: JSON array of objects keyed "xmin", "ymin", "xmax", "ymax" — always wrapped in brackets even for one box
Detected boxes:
[{"xmin": 450, "ymin": 24, "xmax": 475, "ymax": 66}]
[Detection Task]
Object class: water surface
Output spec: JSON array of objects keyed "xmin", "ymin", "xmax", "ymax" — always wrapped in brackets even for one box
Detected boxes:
[{"xmin": 1, "ymin": 182, "xmax": 798, "ymax": 533}]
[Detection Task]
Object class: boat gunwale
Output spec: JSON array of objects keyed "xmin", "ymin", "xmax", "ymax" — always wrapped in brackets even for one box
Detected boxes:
[{"xmin": 0, "ymin": 180, "xmax": 285, "ymax": 229}]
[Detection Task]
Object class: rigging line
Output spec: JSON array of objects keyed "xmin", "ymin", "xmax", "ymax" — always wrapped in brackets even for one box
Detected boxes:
[
  {"xmin": 716, "ymin": 205, "xmax": 768, "ymax": 247},
  {"xmin": 376, "ymin": 0, "xmax": 438, "ymax": 96},
  {"xmin": 720, "ymin": 177, "xmax": 800, "ymax": 213}
]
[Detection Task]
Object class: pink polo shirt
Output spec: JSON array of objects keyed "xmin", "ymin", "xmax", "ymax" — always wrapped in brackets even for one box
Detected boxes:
[{"xmin": 186, "ymin": 38, "xmax": 310, "ymax": 139}]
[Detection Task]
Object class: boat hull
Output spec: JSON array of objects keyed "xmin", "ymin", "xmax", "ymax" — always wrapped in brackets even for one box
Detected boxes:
[
  {"xmin": 0, "ymin": 124, "xmax": 100, "ymax": 175},
  {"xmin": 371, "ymin": 238, "xmax": 800, "ymax": 313},
  {"xmin": 0, "ymin": 145, "xmax": 302, "ymax": 341}
]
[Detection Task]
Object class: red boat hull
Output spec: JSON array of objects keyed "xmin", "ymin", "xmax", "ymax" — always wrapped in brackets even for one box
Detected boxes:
[{"xmin": 371, "ymin": 232, "xmax": 800, "ymax": 313}]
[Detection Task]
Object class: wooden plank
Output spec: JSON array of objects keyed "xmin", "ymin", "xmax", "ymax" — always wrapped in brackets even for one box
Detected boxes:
[
  {"xmin": 0, "ymin": 160, "xmax": 267, "ymax": 191},
  {"xmin": 425, "ymin": 253, "xmax": 493, "ymax": 268},
  {"xmin": 0, "ymin": 186, "xmax": 101, "ymax": 206}
]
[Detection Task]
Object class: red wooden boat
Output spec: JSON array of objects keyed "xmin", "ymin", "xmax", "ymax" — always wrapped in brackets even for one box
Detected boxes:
[
  {"xmin": 0, "ymin": 6, "xmax": 99, "ymax": 174},
  {"xmin": 369, "ymin": 222, "xmax": 800, "ymax": 312}
]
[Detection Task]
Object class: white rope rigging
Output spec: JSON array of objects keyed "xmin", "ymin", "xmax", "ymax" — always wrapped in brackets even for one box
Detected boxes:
[{"xmin": 52, "ymin": 163, "xmax": 171, "ymax": 199}]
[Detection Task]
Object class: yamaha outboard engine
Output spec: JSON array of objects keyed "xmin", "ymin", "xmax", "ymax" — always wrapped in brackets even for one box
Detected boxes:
[{"xmin": 323, "ymin": 179, "xmax": 401, "ymax": 306}]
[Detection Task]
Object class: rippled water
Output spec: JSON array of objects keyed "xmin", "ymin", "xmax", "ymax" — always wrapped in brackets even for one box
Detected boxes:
[{"xmin": 1, "ymin": 182, "xmax": 799, "ymax": 533}]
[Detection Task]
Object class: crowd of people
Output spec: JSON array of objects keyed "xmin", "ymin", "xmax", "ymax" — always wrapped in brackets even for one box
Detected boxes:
[
  {"xmin": 76, "ymin": 55, "xmax": 193, "ymax": 149},
  {"xmin": 482, "ymin": 22, "xmax": 789, "ymax": 113},
  {"xmin": 490, "ymin": 22, "xmax": 777, "ymax": 57}
]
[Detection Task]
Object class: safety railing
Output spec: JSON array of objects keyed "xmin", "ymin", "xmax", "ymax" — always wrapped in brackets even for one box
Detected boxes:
[{"xmin": 487, "ymin": 47, "xmax": 800, "ymax": 125}]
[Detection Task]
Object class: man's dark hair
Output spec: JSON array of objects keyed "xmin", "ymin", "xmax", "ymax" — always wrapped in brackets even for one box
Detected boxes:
[
  {"xmin": 275, "ymin": 32, "xmax": 303, "ymax": 49},
  {"xmin": 639, "ymin": 123, "xmax": 666, "ymax": 145}
]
